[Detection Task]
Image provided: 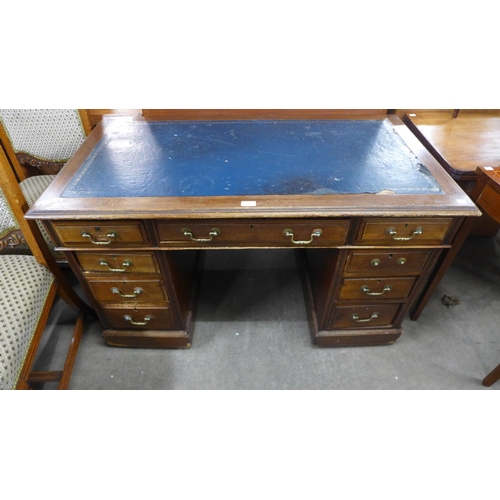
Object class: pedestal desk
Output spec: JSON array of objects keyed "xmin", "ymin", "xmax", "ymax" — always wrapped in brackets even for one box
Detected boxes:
[{"xmin": 26, "ymin": 112, "xmax": 480, "ymax": 348}]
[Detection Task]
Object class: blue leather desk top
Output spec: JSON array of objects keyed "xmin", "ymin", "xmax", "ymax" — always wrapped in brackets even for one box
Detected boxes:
[{"xmin": 62, "ymin": 119, "xmax": 443, "ymax": 198}]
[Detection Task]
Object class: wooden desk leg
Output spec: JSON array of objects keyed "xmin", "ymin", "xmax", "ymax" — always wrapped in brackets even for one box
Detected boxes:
[
  {"xmin": 410, "ymin": 217, "xmax": 476, "ymax": 321},
  {"xmin": 482, "ymin": 363, "xmax": 500, "ymax": 387}
]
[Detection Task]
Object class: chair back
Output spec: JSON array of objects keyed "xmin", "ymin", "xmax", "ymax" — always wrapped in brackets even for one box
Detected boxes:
[
  {"xmin": 0, "ymin": 144, "xmax": 93, "ymax": 315},
  {"xmin": 0, "ymin": 109, "xmax": 91, "ymax": 180}
]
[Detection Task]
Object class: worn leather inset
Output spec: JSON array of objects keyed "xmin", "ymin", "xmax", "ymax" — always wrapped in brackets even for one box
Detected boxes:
[{"xmin": 62, "ymin": 119, "xmax": 443, "ymax": 198}]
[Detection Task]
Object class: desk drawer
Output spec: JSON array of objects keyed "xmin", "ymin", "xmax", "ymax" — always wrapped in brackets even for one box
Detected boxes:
[
  {"xmin": 157, "ymin": 219, "xmax": 349, "ymax": 248},
  {"xmin": 75, "ymin": 252, "xmax": 160, "ymax": 274},
  {"xmin": 344, "ymin": 249, "xmax": 432, "ymax": 276},
  {"xmin": 87, "ymin": 278, "xmax": 168, "ymax": 304},
  {"xmin": 339, "ymin": 277, "xmax": 417, "ymax": 300},
  {"xmin": 329, "ymin": 304, "xmax": 401, "ymax": 329},
  {"xmin": 355, "ymin": 218, "xmax": 452, "ymax": 246},
  {"xmin": 52, "ymin": 221, "xmax": 150, "ymax": 248},
  {"xmin": 103, "ymin": 306, "xmax": 175, "ymax": 330}
]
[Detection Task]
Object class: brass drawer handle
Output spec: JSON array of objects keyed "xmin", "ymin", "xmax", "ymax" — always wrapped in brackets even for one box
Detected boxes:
[
  {"xmin": 351, "ymin": 312, "xmax": 379, "ymax": 323},
  {"xmin": 282, "ymin": 228, "xmax": 323, "ymax": 245},
  {"xmin": 386, "ymin": 226, "xmax": 423, "ymax": 241},
  {"xmin": 99, "ymin": 259, "xmax": 132, "ymax": 272},
  {"xmin": 81, "ymin": 231, "xmax": 117, "ymax": 245},
  {"xmin": 182, "ymin": 227, "xmax": 220, "ymax": 242},
  {"xmin": 123, "ymin": 314, "xmax": 152, "ymax": 326},
  {"xmin": 360, "ymin": 284, "xmax": 392, "ymax": 296},
  {"xmin": 111, "ymin": 287, "xmax": 143, "ymax": 298}
]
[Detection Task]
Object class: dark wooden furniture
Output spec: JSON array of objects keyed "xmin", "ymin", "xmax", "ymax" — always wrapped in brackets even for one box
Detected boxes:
[
  {"xmin": 403, "ymin": 110, "xmax": 500, "ymax": 236},
  {"xmin": 482, "ymin": 364, "xmax": 500, "ymax": 387},
  {"xmin": 26, "ymin": 112, "xmax": 480, "ymax": 349},
  {"xmin": 472, "ymin": 166, "xmax": 500, "ymax": 224},
  {"xmin": 471, "ymin": 166, "xmax": 500, "ymax": 387}
]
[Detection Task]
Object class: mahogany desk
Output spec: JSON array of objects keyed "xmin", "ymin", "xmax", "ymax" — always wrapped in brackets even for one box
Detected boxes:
[{"xmin": 27, "ymin": 114, "xmax": 480, "ymax": 348}]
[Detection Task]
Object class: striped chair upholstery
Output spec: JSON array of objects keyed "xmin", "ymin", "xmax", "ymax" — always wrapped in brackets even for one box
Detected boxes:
[{"xmin": 0, "ymin": 255, "xmax": 55, "ymax": 390}]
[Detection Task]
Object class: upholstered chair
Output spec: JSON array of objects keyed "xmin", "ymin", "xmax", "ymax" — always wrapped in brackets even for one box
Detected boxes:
[
  {"xmin": 0, "ymin": 109, "xmax": 91, "ymax": 178},
  {"xmin": 0, "ymin": 254, "xmax": 86, "ymax": 389},
  {"xmin": 0, "ymin": 145, "xmax": 94, "ymax": 389},
  {"xmin": 0, "ymin": 109, "xmax": 92, "ymax": 262}
]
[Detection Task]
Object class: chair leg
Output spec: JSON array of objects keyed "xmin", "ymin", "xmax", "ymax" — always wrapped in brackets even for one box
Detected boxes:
[
  {"xmin": 58, "ymin": 312, "xmax": 85, "ymax": 389},
  {"xmin": 16, "ymin": 282, "xmax": 59, "ymax": 389},
  {"xmin": 482, "ymin": 363, "xmax": 500, "ymax": 387},
  {"xmin": 26, "ymin": 313, "xmax": 86, "ymax": 389}
]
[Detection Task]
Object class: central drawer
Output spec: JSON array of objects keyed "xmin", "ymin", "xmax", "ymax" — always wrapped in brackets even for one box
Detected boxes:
[{"xmin": 157, "ymin": 219, "xmax": 350, "ymax": 248}]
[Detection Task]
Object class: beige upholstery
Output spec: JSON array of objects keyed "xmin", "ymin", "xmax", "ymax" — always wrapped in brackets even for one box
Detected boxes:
[
  {"xmin": 0, "ymin": 187, "xmax": 19, "ymax": 239},
  {"xmin": 0, "ymin": 109, "xmax": 88, "ymax": 262},
  {"xmin": 0, "ymin": 109, "xmax": 87, "ymax": 161},
  {"xmin": 20, "ymin": 174, "xmax": 56, "ymax": 207},
  {"xmin": 0, "ymin": 187, "xmax": 30, "ymax": 254},
  {"xmin": 1, "ymin": 175, "xmax": 62, "ymax": 259},
  {"xmin": 0, "ymin": 255, "xmax": 55, "ymax": 390},
  {"xmin": 0, "ymin": 111, "xmax": 92, "ymax": 389},
  {"xmin": 19, "ymin": 175, "xmax": 63, "ymax": 260}
]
